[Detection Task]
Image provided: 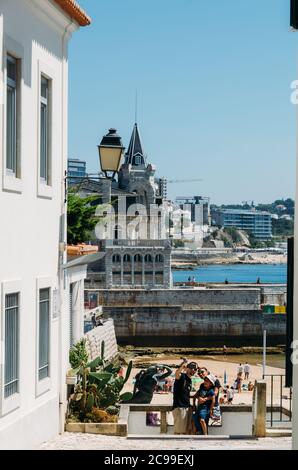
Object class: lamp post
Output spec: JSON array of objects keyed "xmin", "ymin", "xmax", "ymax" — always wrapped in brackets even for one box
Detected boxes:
[{"xmin": 98, "ymin": 128, "xmax": 125, "ymax": 180}]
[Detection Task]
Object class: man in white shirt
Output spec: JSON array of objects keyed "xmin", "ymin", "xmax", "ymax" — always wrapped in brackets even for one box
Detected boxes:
[
  {"xmin": 244, "ymin": 363, "xmax": 250, "ymax": 380},
  {"xmin": 237, "ymin": 363, "xmax": 243, "ymax": 377}
]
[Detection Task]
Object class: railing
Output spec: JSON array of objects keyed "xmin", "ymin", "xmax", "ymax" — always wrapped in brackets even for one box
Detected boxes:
[{"xmin": 262, "ymin": 374, "xmax": 292, "ymax": 427}]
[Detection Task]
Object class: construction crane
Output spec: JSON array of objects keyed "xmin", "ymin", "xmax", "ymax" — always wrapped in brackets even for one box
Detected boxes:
[{"xmin": 166, "ymin": 178, "xmax": 203, "ymax": 184}]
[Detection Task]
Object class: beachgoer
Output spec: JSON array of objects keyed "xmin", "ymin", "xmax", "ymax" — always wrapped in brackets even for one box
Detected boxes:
[
  {"xmin": 236, "ymin": 373, "xmax": 242, "ymax": 393},
  {"xmin": 244, "ymin": 362, "xmax": 250, "ymax": 380},
  {"xmin": 193, "ymin": 374, "xmax": 216, "ymax": 435},
  {"xmin": 237, "ymin": 363, "xmax": 243, "ymax": 377},
  {"xmin": 223, "ymin": 345, "xmax": 227, "ymax": 357},
  {"xmin": 165, "ymin": 375, "xmax": 174, "ymax": 393},
  {"xmin": 91, "ymin": 313, "xmax": 96, "ymax": 327},
  {"xmin": 226, "ymin": 385, "xmax": 234, "ymax": 403},
  {"xmin": 248, "ymin": 381, "xmax": 254, "ymax": 392},
  {"xmin": 219, "ymin": 394, "xmax": 227, "ymax": 405},
  {"xmin": 172, "ymin": 359, "xmax": 198, "ymax": 435}
]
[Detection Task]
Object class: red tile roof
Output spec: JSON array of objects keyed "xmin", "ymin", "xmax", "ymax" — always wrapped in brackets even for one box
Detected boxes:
[{"xmin": 53, "ymin": 0, "xmax": 91, "ymax": 26}]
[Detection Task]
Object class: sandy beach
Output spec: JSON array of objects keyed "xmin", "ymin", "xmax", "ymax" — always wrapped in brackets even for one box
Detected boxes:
[{"xmin": 122, "ymin": 355, "xmax": 290, "ymax": 407}]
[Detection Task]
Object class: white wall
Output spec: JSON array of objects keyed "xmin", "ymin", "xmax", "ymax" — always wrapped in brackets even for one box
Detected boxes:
[
  {"xmin": 0, "ymin": 0, "xmax": 79, "ymax": 449},
  {"xmin": 209, "ymin": 412, "xmax": 252, "ymax": 436},
  {"xmin": 128, "ymin": 410, "xmax": 253, "ymax": 436}
]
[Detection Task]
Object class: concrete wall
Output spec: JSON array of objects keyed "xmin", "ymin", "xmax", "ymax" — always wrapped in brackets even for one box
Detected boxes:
[
  {"xmin": 102, "ymin": 306, "xmax": 286, "ymax": 346},
  {"xmin": 97, "ymin": 288, "xmax": 261, "ymax": 311},
  {"xmin": 209, "ymin": 411, "xmax": 252, "ymax": 436},
  {"xmin": 128, "ymin": 409, "xmax": 252, "ymax": 436}
]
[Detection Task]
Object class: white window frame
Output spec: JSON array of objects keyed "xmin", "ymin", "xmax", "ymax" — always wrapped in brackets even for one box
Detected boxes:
[
  {"xmin": 37, "ymin": 61, "xmax": 54, "ymax": 199},
  {"xmin": 2, "ymin": 35, "xmax": 23, "ymax": 194},
  {"xmin": 36, "ymin": 277, "xmax": 53, "ymax": 397},
  {"xmin": 0, "ymin": 280, "xmax": 21, "ymax": 417}
]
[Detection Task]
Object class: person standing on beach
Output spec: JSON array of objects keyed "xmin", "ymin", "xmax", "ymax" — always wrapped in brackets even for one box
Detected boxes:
[
  {"xmin": 244, "ymin": 363, "xmax": 250, "ymax": 380},
  {"xmin": 172, "ymin": 359, "xmax": 198, "ymax": 434},
  {"xmin": 237, "ymin": 363, "xmax": 243, "ymax": 377},
  {"xmin": 236, "ymin": 373, "xmax": 242, "ymax": 393}
]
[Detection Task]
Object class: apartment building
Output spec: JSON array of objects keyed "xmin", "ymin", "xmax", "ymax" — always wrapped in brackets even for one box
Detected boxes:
[{"xmin": 0, "ymin": 0, "xmax": 90, "ymax": 449}]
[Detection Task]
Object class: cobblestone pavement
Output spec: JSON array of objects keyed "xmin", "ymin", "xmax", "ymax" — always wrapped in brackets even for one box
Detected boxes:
[{"xmin": 38, "ymin": 434, "xmax": 292, "ymax": 450}]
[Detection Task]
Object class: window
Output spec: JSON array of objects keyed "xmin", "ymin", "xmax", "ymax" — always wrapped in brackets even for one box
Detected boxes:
[
  {"xmin": 134, "ymin": 155, "xmax": 142, "ymax": 165},
  {"xmin": 123, "ymin": 254, "xmax": 131, "ymax": 262},
  {"xmin": 134, "ymin": 254, "xmax": 142, "ymax": 263},
  {"xmin": 38, "ymin": 288, "xmax": 50, "ymax": 381},
  {"xmin": 4, "ymin": 293, "xmax": 19, "ymax": 398},
  {"xmin": 6, "ymin": 55, "xmax": 18, "ymax": 174},
  {"xmin": 40, "ymin": 76, "xmax": 50, "ymax": 184},
  {"xmin": 155, "ymin": 254, "xmax": 163, "ymax": 263},
  {"xmin": 145, "ymin": 254, "xmax": 153, "ymax": 262}
]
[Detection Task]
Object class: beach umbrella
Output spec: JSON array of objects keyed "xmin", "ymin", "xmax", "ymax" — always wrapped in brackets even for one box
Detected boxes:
[{"xmin": 224, "ymin": 370, "xmax": 227, "ymax": 385}]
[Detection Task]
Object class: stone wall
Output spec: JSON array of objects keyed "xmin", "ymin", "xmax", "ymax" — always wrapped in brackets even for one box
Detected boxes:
[
  {"xmin": 85, "ymin": 319, "xmax": 118, "ymax": 360},
  {"xmin": 102, "ymin": 306, "xmax": 286, "ymax": 346},
  {"xmin": 97, "ymin": 288, "xmax": 261, "ymax": 311}
]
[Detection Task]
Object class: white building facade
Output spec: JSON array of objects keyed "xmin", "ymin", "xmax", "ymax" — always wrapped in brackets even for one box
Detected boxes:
[{"xmin": 0, "ymin": 0, "xmax": 90, "ymax": 449}]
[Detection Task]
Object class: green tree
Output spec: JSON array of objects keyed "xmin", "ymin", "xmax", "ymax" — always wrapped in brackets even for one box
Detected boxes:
[
  {"xmin": 272, "ymin": 218, "xmax": 294, "ymax": 238},
  {"xmin": 224, "ymin": 226, "xmax": 242, "ymax": 244},
  {"xmin": 67, "ymin": 192, "xmax": 99, "ymax": 244}
]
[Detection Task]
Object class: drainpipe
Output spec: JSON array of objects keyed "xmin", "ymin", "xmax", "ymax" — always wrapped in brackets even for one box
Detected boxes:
[{"xmin": 58, "ymin": 18, "xmax": 76, "ymax": 436}]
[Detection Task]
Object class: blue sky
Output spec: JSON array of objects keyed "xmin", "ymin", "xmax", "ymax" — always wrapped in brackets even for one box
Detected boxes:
[{"xmin": 69, "ymin": 0, "xmax": 297, "ymax": 204}]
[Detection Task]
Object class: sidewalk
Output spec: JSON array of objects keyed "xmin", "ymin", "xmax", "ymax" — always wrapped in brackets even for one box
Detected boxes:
[{"xmin": 38, "ymin": 433, "xmax": 291, "ymax": 450}]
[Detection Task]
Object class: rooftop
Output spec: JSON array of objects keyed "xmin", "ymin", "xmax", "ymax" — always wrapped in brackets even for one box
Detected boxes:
[
  {"xmin": 219, "ymin": 209, "xmax": 271, "ymax": 216},
  {"xmin": 53, "ymin": 0, "xmax": 91, "ymax": 26},
  {"xmin": 125, "ymin": 123, "xmax": 146, "ymax": 166}
]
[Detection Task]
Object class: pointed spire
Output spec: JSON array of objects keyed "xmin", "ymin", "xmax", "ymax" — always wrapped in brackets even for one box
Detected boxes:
[{"xmin": 125, "ymin": 123, "xmax": 145, "ymax": 166}]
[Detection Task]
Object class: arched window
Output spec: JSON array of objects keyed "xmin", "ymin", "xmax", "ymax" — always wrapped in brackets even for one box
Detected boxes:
[
  {"xmin": 123, "ymin": 254, "xmax": 131, "ymax": 262},
  {"xmin": 145, "ymin": 254, "xmax": 153, "ymax": 263},
  {"xmin": 134, "ymin": 254, "xmax": 142, "ymax": 262},
  {"xmin": 155, "ymin": 254, "xmax": 163, "ymax": 263},
  {"xmin": 112, "ymin": 254, "xmax": 121, "ymax": 263}
]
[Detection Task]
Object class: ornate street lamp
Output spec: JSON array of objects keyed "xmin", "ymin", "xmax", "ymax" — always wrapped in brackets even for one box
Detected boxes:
[{"xmin": 98, "ymin": 128, "xmax": 125, "ymax": 179}]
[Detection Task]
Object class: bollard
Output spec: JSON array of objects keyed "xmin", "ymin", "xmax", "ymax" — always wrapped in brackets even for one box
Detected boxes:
[{"xmin": 253, "ymin": 380, "xmax": 267, "ymax": 437}]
